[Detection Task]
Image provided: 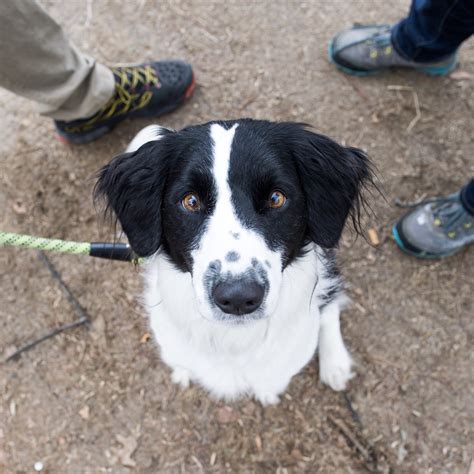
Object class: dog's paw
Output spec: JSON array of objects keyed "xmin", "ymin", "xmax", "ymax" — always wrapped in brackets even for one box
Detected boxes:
[
  {"xmin": 255, "ymin": 392, "xmax": 280, "ymax": 406},
  {"xmin": 171, "ymin": 367, "xmax": 190, "ymax": 389},
  {"xmin": 319, "ymin": 349, "xmax": 354, "ymax": 391}
]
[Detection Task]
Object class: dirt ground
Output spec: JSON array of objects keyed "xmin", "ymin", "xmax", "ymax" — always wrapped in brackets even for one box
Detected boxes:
[{"xmin": 1, "ymin": 1, "xmax": 473, "ymax": 472}]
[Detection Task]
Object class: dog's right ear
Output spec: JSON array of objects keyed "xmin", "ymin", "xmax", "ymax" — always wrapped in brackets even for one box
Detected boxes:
[{"xmin": 94, "ymin": 139, "xmax": 171, "ymax": 257}]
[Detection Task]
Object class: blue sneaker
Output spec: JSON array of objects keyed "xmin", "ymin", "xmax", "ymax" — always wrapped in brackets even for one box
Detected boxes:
[
  {"xmin": 393, "ymin": 192, "xmax": 474, "ymax": 258},
  {"xmin": 329, "ymin": 24, "xmax": 458, "ymax": 76},
  {"xmin": 55, "ymin": 60, "xmax": 195, "ymax": 144}
]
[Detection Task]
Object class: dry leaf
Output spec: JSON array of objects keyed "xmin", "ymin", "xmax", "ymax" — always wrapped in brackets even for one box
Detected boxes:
[
  {"xmin": 116, "ymin": 434, "xmax": 138, "ymax": 468},
  {"xmin": 90, "ymin": 314, "xmax": 107, "ymax": 349},
  {"xmin": 255, "ymin": 434, "xmax": 262, "ymax": 451},
  {"xmin": 216, "ymin": 406, "xmax": 237, "ymax": 424},
  {"xmin": 210, "ymin": 452, "xmax": 217, "ymax": 466},
  {"xmin": 368, "ymin": 228, "xmax": 380, "ymax": 246}
]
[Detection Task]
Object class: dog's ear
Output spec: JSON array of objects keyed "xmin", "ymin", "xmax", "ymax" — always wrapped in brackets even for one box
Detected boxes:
[
  {"xmin": 289, "ymin": 125, "xmax": 371, "ymax": 248},
  {"xmin": 94, "ymin": 140, "xmax": 171, "ymax": 257}
]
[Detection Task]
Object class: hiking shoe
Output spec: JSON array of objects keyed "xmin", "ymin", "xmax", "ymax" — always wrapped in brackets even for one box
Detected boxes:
[
  {"xmin": 329, "ymin": 24, "xmax": 458, "ymax": 76},
  {"xmin": 392, "ymin": 192, "xmax": 474, "ymax": 258},
  {"xmin": 55, "ymin": 60, "xmax": 195, "ymax": 144}
]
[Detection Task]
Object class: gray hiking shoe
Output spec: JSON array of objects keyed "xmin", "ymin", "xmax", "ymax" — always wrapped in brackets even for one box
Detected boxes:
[
  {"xmin": 393, "ymin": 193, "xmax": 474, "ymax": 258},
  {"xmin": 329, "ymin": 24, "xmax": 458, "ymax": 76}
]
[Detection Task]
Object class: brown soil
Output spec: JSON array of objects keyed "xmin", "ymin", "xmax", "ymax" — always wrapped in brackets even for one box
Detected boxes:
[{"xmin": 1, "ymin": 1, "xmax": 473, "ymax": 473}]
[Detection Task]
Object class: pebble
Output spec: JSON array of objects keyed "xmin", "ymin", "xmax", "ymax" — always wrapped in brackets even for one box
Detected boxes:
[{"xmin": 34, "ymin": 461, "xmax": 44, "ymax": 472}]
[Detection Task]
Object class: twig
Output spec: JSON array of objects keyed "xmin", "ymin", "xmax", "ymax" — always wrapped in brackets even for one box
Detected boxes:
[
  {"xmin": 38, "ymin": 251, "xmax": 89, "ymax": 320},
  {"xmin": 342, "ymin": 74, "xmax": 370, "ymax": 102},
  {"xmin": 394, "ymin": 194, "xmax": 428, "ymax": 208},
  {"xmin": 387, "ymin": 85, "xmax": 422, "ymax": 132},
  {"xmin": 407, "ymin": 90, "xmax": 421, "ymax": 133},
  {"xmin": 4, "ymin": 252, "xmax": 89, "ymax": 362},
  {"xmin": 327, "ymin": 413, "xmax": 374, "ymax": 464},
  {"xmin": 237, "ymin": 93, "xmax": 259, "ymax": 113},
  {"xmin": 342, "ymin": 392, "xmax": 363, "ymax": 429}
]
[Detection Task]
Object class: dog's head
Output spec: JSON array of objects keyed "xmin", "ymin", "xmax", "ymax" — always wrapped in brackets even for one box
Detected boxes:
[{"xmin": 95, "ymin": 120, "xmax": 371, "ymax": 323}]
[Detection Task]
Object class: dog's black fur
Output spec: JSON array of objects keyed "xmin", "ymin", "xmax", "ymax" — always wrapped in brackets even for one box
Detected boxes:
[{"xmin": 95, "ymin": 120, "xmax": 371, "ymax": 271}]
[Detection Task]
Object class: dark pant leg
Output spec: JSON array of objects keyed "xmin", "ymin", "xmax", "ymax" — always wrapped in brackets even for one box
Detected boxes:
[
  {"xmin": 460, "ymin": 179, "xmax": 474, "ymax": 216},
  {"xmin": 391, "ymin": 0, "xmax": 474, "ymax": 62}
]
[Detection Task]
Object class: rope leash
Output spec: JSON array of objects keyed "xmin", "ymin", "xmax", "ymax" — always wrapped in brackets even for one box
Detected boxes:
[{"xmin": 0, "ymin": 231, "xmax": 141, "ymax": 263}]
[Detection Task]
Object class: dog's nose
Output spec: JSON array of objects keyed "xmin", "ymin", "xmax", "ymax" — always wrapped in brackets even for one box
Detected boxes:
[{"xmin": 213, "ymin": 279, "xmax": 264, "ymax": 315}]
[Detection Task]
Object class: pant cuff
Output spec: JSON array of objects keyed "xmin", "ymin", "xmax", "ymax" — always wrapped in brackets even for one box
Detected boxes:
[
  {"xmin": 390, "ymin": 21, "xmax": 414, "ymax": 61},
  {"xmin": 460, "ymin": 181, "xmax": 474, "ymax": 217},
  {"xmin": 38, "ymin": 61, "xmax": 115, "ymax": 121}
]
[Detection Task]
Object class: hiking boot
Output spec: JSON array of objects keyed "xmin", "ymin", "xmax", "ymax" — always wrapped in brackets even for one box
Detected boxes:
[
  {"xmin": 329, "ymin": 24, "xmax": 458, "ymax": 76},
  {"xmin": 55, "ymin": 60, "xmax": 195, "ymax": 144},
  {"xmin": 393, "ymin": 192, "xmax": 474, "ymax": 258}
]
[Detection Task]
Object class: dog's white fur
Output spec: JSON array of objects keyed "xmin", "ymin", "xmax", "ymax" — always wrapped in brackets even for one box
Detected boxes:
[{"xmin": 129, "ymin": 125, "xmax": 354, "ymax": 405}]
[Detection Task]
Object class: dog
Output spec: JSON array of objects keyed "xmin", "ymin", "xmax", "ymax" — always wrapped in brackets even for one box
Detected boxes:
[{"xmin": 95, "ymin": 119, "xmax": 371, "ymax": 405}]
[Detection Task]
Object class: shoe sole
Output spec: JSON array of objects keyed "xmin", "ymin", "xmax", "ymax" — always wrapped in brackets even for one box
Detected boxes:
[
  {"xmin": 57, "ymin": 73, "xmax": 196, "ymax": 145},
  {"xmin": 327, "ymin": 40, "xmax": 458, "ymax": 77},
  {"xmin": 391, "ymin": 223, "xmax": 461, "ymax": 259}
]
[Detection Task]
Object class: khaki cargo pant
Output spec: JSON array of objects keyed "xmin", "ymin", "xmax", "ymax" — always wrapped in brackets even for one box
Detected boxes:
[{"xmin": 0, "ymin": 0, "xmax": 114, "ymax": 120}]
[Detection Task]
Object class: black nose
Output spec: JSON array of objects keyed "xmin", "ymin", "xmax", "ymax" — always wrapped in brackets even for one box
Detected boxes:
[{"xmin": 212, "ymin": 279, "xmax": 265, "ymax": 315}]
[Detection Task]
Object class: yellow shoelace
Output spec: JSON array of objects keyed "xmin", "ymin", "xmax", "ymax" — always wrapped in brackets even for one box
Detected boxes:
[{"xmin": 64, "ymin": 65, "xmax": 161, "ymax": 132}]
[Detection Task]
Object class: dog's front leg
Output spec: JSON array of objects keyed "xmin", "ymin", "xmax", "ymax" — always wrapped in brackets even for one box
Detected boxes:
[{"xmin": 318, "ymin": 298, "xmax": 354, "ymax": 391}]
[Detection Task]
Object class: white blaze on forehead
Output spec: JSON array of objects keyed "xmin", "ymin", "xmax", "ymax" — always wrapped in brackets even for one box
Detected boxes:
[
  {"xmin": 210, "ymin": 123, "xmax": 238, "ymax": 205},
  {"xmin": 190, "ymin": 123, "xmax": 284, "ymax": 319},
  {"xmin": 206, "ymin": 123, "xmax": 251, "ymax": 258},
  {"xmin": 204, "ymin": 122, "xmax": 280, "ymax": 270}
]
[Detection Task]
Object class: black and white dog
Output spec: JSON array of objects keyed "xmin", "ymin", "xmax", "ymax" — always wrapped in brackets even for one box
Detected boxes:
[{"xmin": 96, "ymin": 120, "xmax": 371, "ymax": 405}]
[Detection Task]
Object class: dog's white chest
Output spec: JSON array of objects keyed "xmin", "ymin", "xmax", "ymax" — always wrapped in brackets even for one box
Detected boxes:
[{"xmin": 143, "ymin": 252, "xmax": 322, "ymax": 404}]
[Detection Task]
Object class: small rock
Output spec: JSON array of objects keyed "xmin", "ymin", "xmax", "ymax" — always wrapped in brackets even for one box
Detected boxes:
[
  {"xmin": 79, "ymin": 406, "xmax": 90, "ymax": 420},
  {"xmin": 12, "ymin": 200, "xmax": 27, "ymax": 215},
  {"xmin": 450, "ymin": 70, "xmax": 474, "ymax": 81},
  {"xmin": 116, "ymin": 434, "xmax": 138, "ymax": 468}
]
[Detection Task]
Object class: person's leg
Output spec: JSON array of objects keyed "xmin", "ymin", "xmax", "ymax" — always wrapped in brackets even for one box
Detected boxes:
[
  {"xmin": 0, "ymin": 0, "xmax": 195, "ymax": 144},
  {"xmin": 329, "ymin": 0, "xmax": 474, "ymax": 75},
  {"xmin": 392, "ymin": 0, "xmax": 474, "ymax": 62},
  {"xmin": 0, "ymin": 0, "xmax": 114, "ymax": 121},
  {"xmin": 393, "ymin": 179, "xmax": 474, "ymax": 258}
]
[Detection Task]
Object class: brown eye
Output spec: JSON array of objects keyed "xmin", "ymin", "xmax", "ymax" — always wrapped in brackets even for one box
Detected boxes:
[
  {"xmin": 182, "ymin": 193, "xmax": 201, "ymax": 212},
  {"xmin": 268, "ymin": 190, "xmax": 286, "ymax": 209}
]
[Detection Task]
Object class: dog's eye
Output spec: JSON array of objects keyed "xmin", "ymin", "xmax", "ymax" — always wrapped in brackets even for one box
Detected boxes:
[
  {"xmin": 182, "ymin": 193, "xmax": 201, "ymax": 212},
  {"xmin": 268, "ymin": 190, "xmax": 287, "ymax": 209}
]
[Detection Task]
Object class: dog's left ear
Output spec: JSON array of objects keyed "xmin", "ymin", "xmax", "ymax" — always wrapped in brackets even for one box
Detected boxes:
[
  {"xmin": 289, "ymin": 126, "xmax": 371, "ymax": 248},
  {"xmin": 94, "ymin": 139, "xmax": 172, "ymax": 257}
]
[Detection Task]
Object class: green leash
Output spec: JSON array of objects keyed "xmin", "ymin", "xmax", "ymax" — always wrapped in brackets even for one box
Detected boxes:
[{"xmin": 0, "ymin": 231, "xmax": 139, "ymax": 263}]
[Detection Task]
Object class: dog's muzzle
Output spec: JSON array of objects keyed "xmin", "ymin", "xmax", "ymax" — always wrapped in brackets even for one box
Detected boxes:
[{"xmin": 212, "ymin": 277, "xmax": 265, "ymax": 315}]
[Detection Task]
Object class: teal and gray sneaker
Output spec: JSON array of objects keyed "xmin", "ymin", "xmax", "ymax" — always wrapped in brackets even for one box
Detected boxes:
[
  {"xmin": 55, "ymin": 60, "xmax": 195, "ymax": 144},
  {"xmin": 393, "ymin": 193, "xmax": 474, "ymax": 258},
  {"xmin": 329, "ymin": 24, "xmax": 458, "ymax": 76}
]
